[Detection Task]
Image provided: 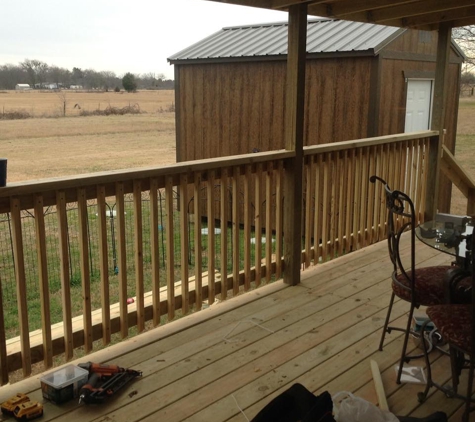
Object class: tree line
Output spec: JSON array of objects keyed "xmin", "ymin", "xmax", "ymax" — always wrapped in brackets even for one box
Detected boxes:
[{"xmin": 0, "ymin": 59, "xmax": 174, "ymax": 91}]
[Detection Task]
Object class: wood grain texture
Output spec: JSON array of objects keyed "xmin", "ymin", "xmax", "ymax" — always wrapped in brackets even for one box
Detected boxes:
[
  {"xmin": 165, "ymin": 176, "xmax": 175, "ymax": 320},
  {"xmin": 78, "ymin": 188, "xmax": 93, "ymax": 353},
  {"xmin": 220, "ymin": 169, "xmax": 229, "ymax": 299},
  {"xmin": 150, "ymin": 178, "xmax": 161, "ymax": 326},
  {"xmin": 116, "ymin": 182, "xmax": 128, "ymax": 338},
  {"xmin": 56, "ymin": 191, "xmax": 74, "ymax": 360},
  {"xmin": 0, "ymin": 277, "xmax": 7, "ymax": 384},
  {"xmin": 33, "ymin": 194, "xmax": 52, "ymax": 368},
  {"xmin": 179, "ymin": 174, "xmax": 190, "ymax": 314},
  {"xmin": 133, "ymin": 180, "xmax": 145, "ymax": 332},
  {"xmin": 194, "ymin": 173, "xmax": 203, "ymax": 309},
  {"xmin": 97, "ymin": 185, "xmax": 111, "ymax": 344}
]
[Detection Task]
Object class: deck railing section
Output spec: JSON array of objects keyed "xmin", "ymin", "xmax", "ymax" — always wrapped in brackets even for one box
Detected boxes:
[
  {"xmin": 440, "ymin": 144, "xmax": 475, "ymax": 215},
  {"xmin": 0, "ymin": 152, "xmax": 290, "ymax": 381},
  {"xmin": 0, "ymin": 131, "xmax": 437, "ymax": 382},
  {"xmin": 302, "ymin": 131, "xmax": 435, "ymax": 266}
]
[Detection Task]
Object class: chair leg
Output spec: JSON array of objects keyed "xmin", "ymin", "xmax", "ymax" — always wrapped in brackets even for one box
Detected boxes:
[
  {"xmin": 462, "ymin": 358, "xmax": 475, "ymax": 422},
  {"xmin": 379, "ymin": 292, "xmax": 396, "ymax": 351},
  {"xmin": 418, "ymin": 319, "xmax": 434, "ymax": 403},
  {"xmin": 449, "ymin": 346, "xmax": 460, "ymax": 394},
  {"xmin": 396, "ymin": 303, "xmax": 416, "ymax": 384}
]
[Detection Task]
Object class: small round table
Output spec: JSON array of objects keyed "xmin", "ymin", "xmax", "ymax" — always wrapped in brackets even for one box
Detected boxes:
[
  {"xmin": 416, "ymin": 219, "xmax": 473, "ymax": 303},
  {"xmin": 416, "ymin": 220, "xmax": 473, "ymax": 264}
]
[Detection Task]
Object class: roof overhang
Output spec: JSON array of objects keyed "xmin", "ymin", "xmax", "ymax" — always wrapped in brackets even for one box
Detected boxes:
[{"xmin": 206, "ymin": 0, "xmax": 475, "ymax": 30}]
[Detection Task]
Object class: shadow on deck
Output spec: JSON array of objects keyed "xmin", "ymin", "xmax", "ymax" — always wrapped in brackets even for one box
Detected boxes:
[{"xmin": 0, "ymin": 235, "xmax": 468, "ymax": 421}]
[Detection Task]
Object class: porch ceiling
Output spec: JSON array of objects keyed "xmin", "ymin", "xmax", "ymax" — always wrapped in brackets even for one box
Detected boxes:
[{"xmin": 207, "ymin": 0, "xmax": 475, "ymax": 30}]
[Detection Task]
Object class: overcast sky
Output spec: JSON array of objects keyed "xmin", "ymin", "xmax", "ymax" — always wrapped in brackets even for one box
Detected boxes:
[{"xmin": 0, "ymin": 0, "xmax": 287, "ymax": 79}]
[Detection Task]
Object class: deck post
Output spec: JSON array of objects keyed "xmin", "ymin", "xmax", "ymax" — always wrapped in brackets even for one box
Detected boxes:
[
  {"xmin": 425, "ymin": 22, "xmax": 452, "ymax": 221},
  {"xmin": 283, "ymin": 4, "xmax": 307, "ymax": 285}
]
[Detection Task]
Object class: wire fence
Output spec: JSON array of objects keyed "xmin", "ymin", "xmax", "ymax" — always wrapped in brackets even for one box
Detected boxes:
[{"xmin": 0, "ymin": 186, "xmax": 275, "ymax": 307}]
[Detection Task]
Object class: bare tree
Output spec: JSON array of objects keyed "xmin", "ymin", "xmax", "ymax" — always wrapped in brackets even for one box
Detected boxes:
[
  {"xmin": 56, "ymin": 91, "xmax": 67, "ymax": 117},
  {"xmin": 453, "ymin": 26, "xmax": 475, "ymax": 72},
  {"xmin": 48, "ymin": 66, "xmax": 72, "ymax": 87},
  {"xmin": 20, "ymin": 59, "xmax": 49, "ymax": 87},
  {"xmin": 100, "ymin": 70, "xmax": 119, "ymax": 91},
  {"xmin": 0, "ymin": 64, "xmax": 27, "ymax": 89}
]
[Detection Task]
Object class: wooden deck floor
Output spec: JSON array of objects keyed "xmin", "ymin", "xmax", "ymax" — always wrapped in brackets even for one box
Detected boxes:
[{"xmin": 2, "ymin": 235, "xmax": 472, "ymax": 421}]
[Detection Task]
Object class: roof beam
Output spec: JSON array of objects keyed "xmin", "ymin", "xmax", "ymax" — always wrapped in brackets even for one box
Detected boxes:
[
  {"xmin": 204, "ymin": 0, "xmax": 274, "ymax": 9},
  {"xmin": 383, "ymin": 6, "xmax": 475, "ymax": 28},
  {"xmin": 312, "ymin": 0, "xmax": 417, "ymax": 18},
  {"xmin": 371, "ymin": 0, "xmax": 475, "ymax": 23},
  {"xmin": 271, "ymin": 0, "xmax": 329, "ymax": 10},
  {"xmin": 451, "ymin": 16, "xmax": 475, "ymax": 28},
  {"xmin": 208, "ymin": 0, "xmax": 475, "ymax": 28},
  {"xmin": 307, "ymin": 0, "xmax": 475, "ymax": 28}
]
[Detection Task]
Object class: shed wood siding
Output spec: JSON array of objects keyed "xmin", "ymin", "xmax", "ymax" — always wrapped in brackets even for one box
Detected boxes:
[
  {"xmin": 177, "ymin": 61, "xmax": 286, "ymax": 161},
  {"xmin": 304, "ymin": 57, "xmax": 372, "ymax": 145},
  {"xmin": 384, "ymin": 29, "xmax": 437, "ymax": 55},
  {"xmin": 176, "ymin": 57, "xmax": 372, "ymax": 162}
]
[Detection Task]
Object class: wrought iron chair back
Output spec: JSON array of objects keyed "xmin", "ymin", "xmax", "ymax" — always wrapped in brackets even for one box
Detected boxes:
[{"xmin": 370, "ymin": 175, "xmax": 417, "ymax": 306}]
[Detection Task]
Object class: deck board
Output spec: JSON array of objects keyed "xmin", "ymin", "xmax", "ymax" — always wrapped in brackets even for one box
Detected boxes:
[{"xmin": 1, "ymin": 236, "xmax": 469, "ymax": 421}]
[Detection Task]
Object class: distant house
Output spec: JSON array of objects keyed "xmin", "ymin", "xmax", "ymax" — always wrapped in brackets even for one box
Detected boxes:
[
  {"xmin": 34, "ymin": 83, "xmax": 58, "ymax": 90},
  {"xmin": 15, "ymin": 84, "xmax": 31, "ymax": 90},
  {"xmin": 70, "ymin": 85, "xmax": 83, "ymax": 90}
]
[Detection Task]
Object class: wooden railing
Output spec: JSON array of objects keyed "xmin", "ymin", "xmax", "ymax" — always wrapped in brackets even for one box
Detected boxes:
[
  {"xmin": 0, "ymin": 131, "xmax": 437, "ymax": 382},
  {"xmin": 302, "ymin": 132, "xmax": 435, "ymax": 266},
  {"xmin": 0, "ymin": 151, "xmax": 292, "ymax": 381},
  {"xmin": 440, "ymin": 144, "xmax": 475, "ymax": 215}
]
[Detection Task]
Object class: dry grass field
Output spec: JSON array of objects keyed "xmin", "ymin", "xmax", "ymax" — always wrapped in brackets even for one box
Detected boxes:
[
  {"xmin": 0, "ymin": 89, "xmax": 175, "ymax": 117},
  {"xmin": 0, "ymin": 89, "xmax": 474, "ymax": 213},
  {"xmin": 0, "ymin": 90, "xmax": 176, "ymax": 181}
]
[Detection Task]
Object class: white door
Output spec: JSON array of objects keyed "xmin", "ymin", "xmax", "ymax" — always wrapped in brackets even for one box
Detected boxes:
[{"xmin": 405, "ymin": 79, "xmax": 433, "ymax": 132}]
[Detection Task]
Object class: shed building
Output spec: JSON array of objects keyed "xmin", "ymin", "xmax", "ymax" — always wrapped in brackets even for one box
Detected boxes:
[
  {"xmin": 15, "ymin": 84, "xmax": 31, "ymax": 90},
  {"xmin": 168, "ymin": 19, "xmax": 464, "ymax": 208}
]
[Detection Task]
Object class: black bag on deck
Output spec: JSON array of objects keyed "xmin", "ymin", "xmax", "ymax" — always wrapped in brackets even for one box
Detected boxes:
[{"xmin": 251, "ymin": 383, "xmax": 335, "ymax": 422}]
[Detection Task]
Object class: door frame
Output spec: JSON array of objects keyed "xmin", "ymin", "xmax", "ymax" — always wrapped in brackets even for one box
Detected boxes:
[{"xmin": 404, "ymin": 76, "xmax": 435, "ymax": 133}]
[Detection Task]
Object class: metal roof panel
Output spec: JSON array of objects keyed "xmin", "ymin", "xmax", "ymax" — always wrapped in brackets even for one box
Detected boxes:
[{"xmin": 168, "ymin": 19, "xmax": 401, "ymax": 61}]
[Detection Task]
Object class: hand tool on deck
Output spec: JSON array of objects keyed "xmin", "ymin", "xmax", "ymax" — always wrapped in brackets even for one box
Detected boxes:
[{"xmin": 78, "ymin": 361, "xmax": 142, "ymax": 405}]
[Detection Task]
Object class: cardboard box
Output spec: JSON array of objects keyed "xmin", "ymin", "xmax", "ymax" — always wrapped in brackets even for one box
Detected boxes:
[{"xmin": 40, "ymin": 365, "xmax": 89, "ymax": 404}]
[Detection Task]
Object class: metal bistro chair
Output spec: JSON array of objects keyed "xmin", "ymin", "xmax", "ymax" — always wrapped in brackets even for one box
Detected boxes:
[
  {"xmin": 370, "ymin": 176, "xmax": 456, "ymax": 384},
  {"xmin": 418, "ymin": 231, "xmax": 475, "ymax": 422}
]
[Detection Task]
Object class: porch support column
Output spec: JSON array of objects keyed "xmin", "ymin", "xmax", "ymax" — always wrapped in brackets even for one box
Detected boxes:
[
  {"xmin": 283, "ymin": 4, "xmax": 307, "ymax": 285},
  {"xmin": 425, "ymin": 22, "xmax": 452, "ymax": 220}
]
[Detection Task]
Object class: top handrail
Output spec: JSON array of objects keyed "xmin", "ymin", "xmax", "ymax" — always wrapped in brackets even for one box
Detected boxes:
[
  {"xmin": 304, "ymin": 131, "xmax": 438, "ymax": 155},
  {"xmin": 0, "ymin": 131, "xmax": 437, "ymax": 196},
  {"xmin": 0, "ymin": 150, "xmax": 294, "ymax": 197}
]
